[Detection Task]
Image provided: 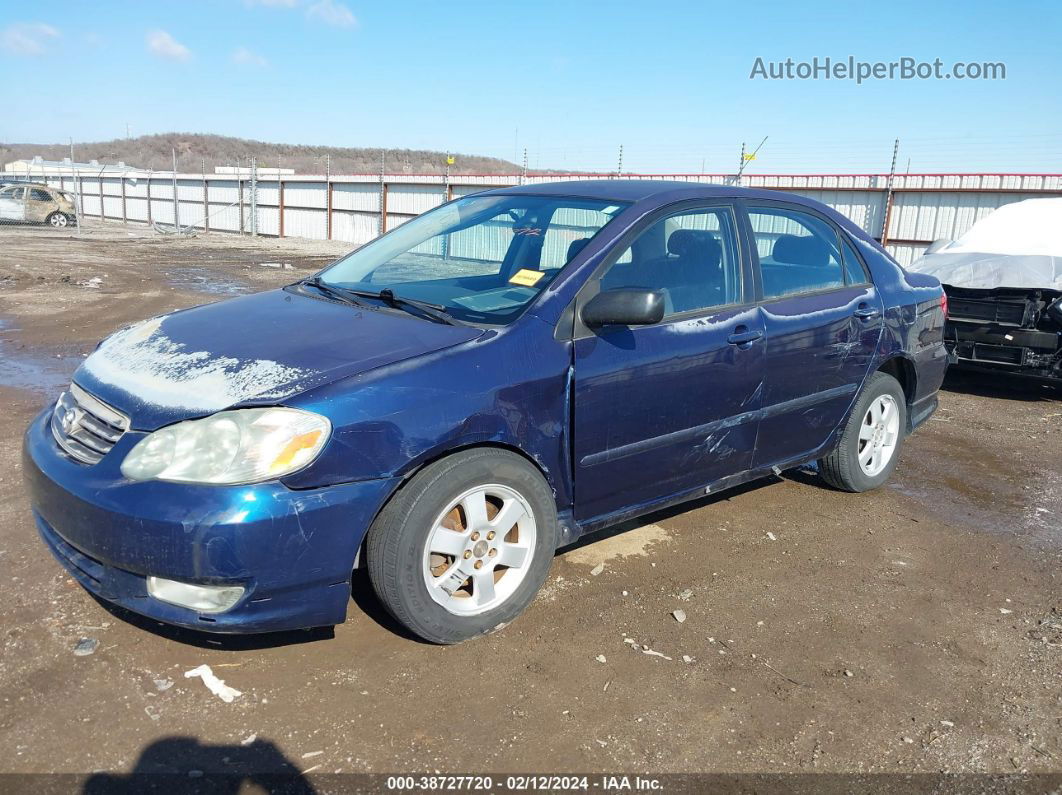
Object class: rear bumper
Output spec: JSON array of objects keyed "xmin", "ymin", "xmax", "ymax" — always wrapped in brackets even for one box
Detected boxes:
[{"xmin": 23, "ymin": 408, "xmax": 400, "ymax": 633}]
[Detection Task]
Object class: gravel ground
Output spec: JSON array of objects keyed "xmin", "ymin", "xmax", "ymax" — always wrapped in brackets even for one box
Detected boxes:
[{"xmin": 0, "ymin": 222, "xmax": 1058, "ymax": 785}]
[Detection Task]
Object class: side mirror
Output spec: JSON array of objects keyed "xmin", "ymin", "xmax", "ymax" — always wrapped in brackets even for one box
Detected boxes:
[{"xmin": 582, "ymin": 288, "xmax": 665, "ymax": 328}]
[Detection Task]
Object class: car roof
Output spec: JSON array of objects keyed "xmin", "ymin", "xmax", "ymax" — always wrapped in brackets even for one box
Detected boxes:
[
  {"xmin": 476, "ymin": 179, "xmax": 872, "ymax": 242},
  {"xmin": 478, "ymin": 179, "xmax": 798, "ymax": 205}
]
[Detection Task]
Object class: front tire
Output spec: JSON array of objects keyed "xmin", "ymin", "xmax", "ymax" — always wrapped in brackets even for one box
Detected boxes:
[
  {"xmin": 366, "ymin": 448, "xmax": 557, "ymax": 644},
  {"xmin": 818, "ymin": 371, "xmax": 906, "ymax": 492}
]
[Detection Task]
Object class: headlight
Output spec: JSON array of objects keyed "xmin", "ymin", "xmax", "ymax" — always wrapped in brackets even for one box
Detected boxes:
[{"xmin": 121, "ymin": 407, "xmax": 330, "ymax": 484}]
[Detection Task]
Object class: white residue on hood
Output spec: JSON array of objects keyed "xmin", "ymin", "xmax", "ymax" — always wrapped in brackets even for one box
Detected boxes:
[{"xmin": 81, "ymin": 315, "xmax": 315, "ymax": 412}]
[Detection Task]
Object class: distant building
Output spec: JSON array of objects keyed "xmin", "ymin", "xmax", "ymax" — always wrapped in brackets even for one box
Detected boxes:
[
  {"xmin": 3, "ymin": 156, "xmax": 139, "ymax": 175},
  {"xmin": 214, "ymin": 166, "xmax": 295, "ymax": 176}
]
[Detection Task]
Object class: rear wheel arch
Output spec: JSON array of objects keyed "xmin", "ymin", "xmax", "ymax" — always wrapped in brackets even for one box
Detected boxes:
[{"xmin": 876, "ymin": 355, "xmax": 916, "ymax": 408}]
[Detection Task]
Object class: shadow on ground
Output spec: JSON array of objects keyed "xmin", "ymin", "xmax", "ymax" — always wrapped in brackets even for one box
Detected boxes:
[{"xmin": 82, "ymin": 736, "xmax": 314, "ymax": 794}]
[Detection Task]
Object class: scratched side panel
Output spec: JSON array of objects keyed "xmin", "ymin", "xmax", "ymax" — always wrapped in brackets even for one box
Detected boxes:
[{"xmin": 856, "ymin": 239, "xmax": 948, "ymax": 406}]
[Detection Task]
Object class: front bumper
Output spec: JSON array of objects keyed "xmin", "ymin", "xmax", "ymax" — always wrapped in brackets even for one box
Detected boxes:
[
  {"xmin": 945, "ymin": 319, "xmax": 1062, "ymax": 380},
  {"xmin": 23, "ymin": 408, "xmax": 400, "ymax": 633}
]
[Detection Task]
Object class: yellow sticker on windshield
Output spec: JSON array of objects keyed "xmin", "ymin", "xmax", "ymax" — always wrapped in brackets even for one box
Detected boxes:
[{"xmin": 509, "ymin": 269, "xmax": 545, "ymax": 287}]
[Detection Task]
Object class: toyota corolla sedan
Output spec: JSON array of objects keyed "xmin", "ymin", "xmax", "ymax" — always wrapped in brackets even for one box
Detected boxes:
[{"xmin": 23, "ymin": 181, "xmax": 948, "ymax": 644}]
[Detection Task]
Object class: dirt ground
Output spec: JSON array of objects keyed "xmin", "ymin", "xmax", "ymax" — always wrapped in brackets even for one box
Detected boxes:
[{"xmin": 0, "ymin": 222, "xmax": 1058, "ymax": 783}]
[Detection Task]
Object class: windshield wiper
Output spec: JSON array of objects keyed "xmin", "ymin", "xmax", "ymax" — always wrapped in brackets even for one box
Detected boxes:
[
  {"xmin": 300, "ymin": 276, "xmax": 368, "ymax": 308},
  {"xmin": 342, "ymin": 287, "xmax": 459, "ymax": 325}
]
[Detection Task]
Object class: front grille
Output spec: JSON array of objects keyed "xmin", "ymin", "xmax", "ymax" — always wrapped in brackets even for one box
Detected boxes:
[
  {"xmin": 50, "ymin": 383, "xmax": 129, "ymax": 465},
  {"xmin": 971, "ymin": 343, "xmax": 1025, "ymax": 365},
  {"xmin": 948, "ymin": 297, "xmax": 1026, "ymax": 326}
]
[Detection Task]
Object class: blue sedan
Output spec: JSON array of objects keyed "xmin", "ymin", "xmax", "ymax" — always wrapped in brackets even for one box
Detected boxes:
[{"xmin": 23, "ymin": 181, "xmax": 949, "ymax": 643}]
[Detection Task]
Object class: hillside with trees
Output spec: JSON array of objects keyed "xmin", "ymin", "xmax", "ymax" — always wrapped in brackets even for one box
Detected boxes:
[{"xmin": 0, "ymin": 133, "xmax": 527, "ymax": 175}]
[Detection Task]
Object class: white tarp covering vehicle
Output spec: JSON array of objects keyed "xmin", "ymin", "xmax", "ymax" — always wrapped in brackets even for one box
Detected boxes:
[{"xmin": 908, "ymin": 198, "xmax": 1062, "ymax": 379}]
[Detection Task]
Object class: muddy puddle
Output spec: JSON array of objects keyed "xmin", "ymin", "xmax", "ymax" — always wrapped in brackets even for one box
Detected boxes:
[
  {"xmin": 891, "ymin": 431, "xmax": 1061, "ymax": 546},
  {"xmin": 0, "ymin": 316, "xmax": 82, "ymax": 396},
  {"xmin": 165, "ymin": 267, "xmax": 250, "ymax": 296}
]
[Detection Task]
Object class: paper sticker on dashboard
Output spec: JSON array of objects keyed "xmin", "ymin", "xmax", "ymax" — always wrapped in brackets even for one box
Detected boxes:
[{"xmin": 509, "ymin": 269, "xmax": 545, "ymax": 287}]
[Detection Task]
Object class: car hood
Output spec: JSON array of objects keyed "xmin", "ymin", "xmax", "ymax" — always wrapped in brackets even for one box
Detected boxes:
[
  {"xmin": 909, "ymin": 251, "xmax": 1062, "ymax": 291},
  {"xmin": 73, "ymin": 288, "xmax": 483, "ymax": 430}
]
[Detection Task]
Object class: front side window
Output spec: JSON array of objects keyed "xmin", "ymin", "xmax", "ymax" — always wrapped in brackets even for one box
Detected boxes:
[
  {"xmin": 599, "ymin": 207, "xmax": 741, "ymax": 317},
  {"xmin": 749, "ymin": 207, "xmax": 845, "ymax": 299},
  {"xmin": 319, "ymin": 195, "xmax": 627, "ymax": 324}
]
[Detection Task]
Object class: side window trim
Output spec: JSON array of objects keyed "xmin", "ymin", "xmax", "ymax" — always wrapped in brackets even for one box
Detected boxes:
[
  {"xmin": 570, "ymin": 200, "xmax": 750, "ymax": 339},
  {"xmin": 840, "ymin": 233, "xmax": 871, "ymax": 285}
]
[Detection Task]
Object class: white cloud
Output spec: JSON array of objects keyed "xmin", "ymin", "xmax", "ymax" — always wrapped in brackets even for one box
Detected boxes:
[
  {"xmin": 1, "ymin": 22, "xmax": 60, "ymax": 56},
  {"xmin": 232, "ymin": 46, "xmax": 268, "ymax": 67},
  {"xmin": 306, "ymin": 0, "xmax": 356, "ymax": 27},
  {"xmin": 146, "ymin": 29, "xmax": 191, "ymax": 61}
]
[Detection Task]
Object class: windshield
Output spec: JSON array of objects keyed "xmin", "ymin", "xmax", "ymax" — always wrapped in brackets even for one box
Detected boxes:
[{"xmin": 316, "ymin": 195, "xmax": 629, "ymax": 324}]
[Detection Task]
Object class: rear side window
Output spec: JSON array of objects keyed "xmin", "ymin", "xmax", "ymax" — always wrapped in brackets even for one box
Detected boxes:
[
  {"xmin": 841, "ymin": 238, "xmax": 869, "ymax": 284},
  {"xmin": 599, "ymin": 206, "xmax": 741, "ymax": 317},
  {"xmin": 748, "ymin": 207, "xmax": 845, "ymax": 299},
  {"xmin": 29, "ymin": 188, "xmax": 51, "ymax": 201}
]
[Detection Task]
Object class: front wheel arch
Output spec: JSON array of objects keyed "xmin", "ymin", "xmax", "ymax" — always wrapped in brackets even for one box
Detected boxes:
[
  {"xmin": 364, "ymin": 446, "xmax": 559, "ymax": 643},
  {"xmin": 354, "ymin": 441, "xmax": 559, "ymax": 570}
]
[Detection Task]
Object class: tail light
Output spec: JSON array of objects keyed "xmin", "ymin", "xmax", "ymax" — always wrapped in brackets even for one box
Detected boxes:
[{"xmin": 940, "ymin": 292, "xmax": 948, "ymax": 318}]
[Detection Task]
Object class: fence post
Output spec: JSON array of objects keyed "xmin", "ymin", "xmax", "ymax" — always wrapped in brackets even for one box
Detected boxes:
[
  {"xmin": 880, "ymin": 137, "xmax": 900, "ymax": 245},
  {"xmin": 278, "ymin": 177, "xmax": 285, "ymax": 238},
  {"xmin": 171, "ymin": 149, "xmax": 180, "ymax": 232},
  {"xmin": 378, "ymin": 151, "xmax": 386, "ymax": 237},
  {"xmin": 250, "ymin": 157, "xmax": 258, "ymax": 237},
  {"xmin": 238, "ymin": 175, "xmax": 244, "ymax": 234},
  {"xmin": 75, "ymin": 169, "xmax": 83, "ymax": 233},
  {"xmin": 121, "ymin": 174, "xmax": 127, "ymax": 224},
  {"xmin": 146, "ymin": 173, "xmax": 153, "ymax": 226},
  {"xmin": 326, "ymin": 177, "xmax": 333, "ymax": 241},
  {"xmin": 203, "ymin": 173, "xmax": 209, "ymax": 232}
]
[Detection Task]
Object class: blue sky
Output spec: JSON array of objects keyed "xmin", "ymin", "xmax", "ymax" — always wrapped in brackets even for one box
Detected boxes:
[{"xmin": 1, "ymin": 0, "xmax": 1059, "ymax": 174}]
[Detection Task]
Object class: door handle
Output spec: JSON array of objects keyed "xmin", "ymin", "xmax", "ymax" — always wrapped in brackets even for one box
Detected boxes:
[
  {"xmin": 853, "ymin": 305, "xmax": 881, "ymax": 320},
  {"xmin": 727, "ymin": 326, "xmax": 764, "ymax": 346}
]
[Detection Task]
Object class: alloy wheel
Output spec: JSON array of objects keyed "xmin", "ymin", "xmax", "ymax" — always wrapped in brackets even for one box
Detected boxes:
[
  {"xmin": 857, "ymin": 394, "xmax": 900, "ymax": 477},
  {"xmin": 421, "ymin": 484, "xmax": 536, "ymax": 616}
]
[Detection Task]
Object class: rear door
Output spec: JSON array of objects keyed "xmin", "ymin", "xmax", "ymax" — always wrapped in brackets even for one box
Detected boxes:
[
  {"xmin": 25, "ymin": 186, "xmax": 56, "ymax": 222},
  {"xmin": 745, "ymin": 203, "xmax": 884, "ymax": 468},
  {"xmin": 0, "ymin": 186, "xmax": 26, "ymax": 222},
  {"xmin": 571, "ymin": 202, "xmax": 765, "ymax": 522}
]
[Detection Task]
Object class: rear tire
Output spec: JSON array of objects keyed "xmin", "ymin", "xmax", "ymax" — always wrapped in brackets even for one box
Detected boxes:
[
  {"xmin": 47, "ymin": 212, "xmax": 68, "ymax": 228},
  {"xmin": 818, "ymin": 372, "xmax": 906, "ymax": 492},
  {"xmin": 366, "ymin": 448, "xmax": 557, "ymax": 644}
]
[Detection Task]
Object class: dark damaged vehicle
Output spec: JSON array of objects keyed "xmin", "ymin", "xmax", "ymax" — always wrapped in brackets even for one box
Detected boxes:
[
  {"xmin": 910, "ymin": 198, "xmax": 1062, "ymax": 380},
  {"xmin": 23, "ymin": 181, "xmax": 948, "ymax": 643}
]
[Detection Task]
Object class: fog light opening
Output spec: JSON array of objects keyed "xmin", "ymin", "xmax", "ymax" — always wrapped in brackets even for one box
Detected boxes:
[{"xmin": 146, "ymin": 577, "xmax": 245, "ymax": 614}]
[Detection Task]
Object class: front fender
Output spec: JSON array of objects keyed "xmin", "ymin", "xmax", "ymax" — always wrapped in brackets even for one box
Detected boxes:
[{"xmin": 284, "ymin": 317, "xmax": 574, "ymax": 510}]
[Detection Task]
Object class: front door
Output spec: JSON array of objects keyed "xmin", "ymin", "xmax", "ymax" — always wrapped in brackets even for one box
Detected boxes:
[
  {"xmin": 745, "ymin": 204, "xmax": 884, "ymax": 467},
  {"xmin": 572, "ymin": 204, "xmax": 766, "ymax": 522},
  {"xmin": 0, "ymin": 185, "xmax": 26, "ymax": 223}
]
